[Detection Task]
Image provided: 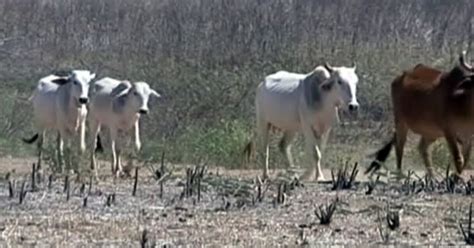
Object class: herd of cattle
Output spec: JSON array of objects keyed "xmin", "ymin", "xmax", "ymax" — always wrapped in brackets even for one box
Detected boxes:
[{"xmin": 20, "ymin": 51, "xmax": 474, "ymax": 181}]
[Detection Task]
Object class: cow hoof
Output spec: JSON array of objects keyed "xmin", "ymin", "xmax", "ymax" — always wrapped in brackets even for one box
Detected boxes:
[
  {"xmin": 449, "ymin": 173, "xmax": 464, "ymax": 183},
  {"xmin": 389, "ymin": 170, "xmax": 406, "ymax": 182},
  {"xmin": 115, "ymin": 170, "xmax": 124, "ymax": 178},
  {"xmin": 316, "ymin": 174, "xmax": 325, "ymax": 182}
]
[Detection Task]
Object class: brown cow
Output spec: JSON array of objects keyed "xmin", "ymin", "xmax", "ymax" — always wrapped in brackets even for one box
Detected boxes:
[{"xmin": 366, "ymin": 51, "xmax": 474, "ymax": 177}]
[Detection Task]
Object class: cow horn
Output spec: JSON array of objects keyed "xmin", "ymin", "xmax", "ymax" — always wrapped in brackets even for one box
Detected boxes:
[
  {"xmin": 351, "ymin": 61, "xmax": 357, "ymax": 70},
  {"xmin": 324, "ymin": 63, "xmax": 334, "ymax": 73},
  {"xmin": 460, "ymin": 50, "xmax": 474, "ymax": 72}
]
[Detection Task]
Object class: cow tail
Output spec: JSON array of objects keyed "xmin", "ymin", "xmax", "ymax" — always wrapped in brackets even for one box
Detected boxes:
[
  {"xmin": 95, "ymin": 134, "xmax": 104, "ymax": 153},
  {"xmin": 22, "ymin": 133, "xmax": 39, "ymax": 144},
  {"xmin": 365, "ymin": 135, "xmax": 395, "ymax": 174},
  {"xmin": 242, "ymin": 141, "xmax": 256, "ymax": 166}
]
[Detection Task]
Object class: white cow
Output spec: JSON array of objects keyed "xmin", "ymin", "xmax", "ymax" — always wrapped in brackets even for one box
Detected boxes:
[
  {"xmin": 244, "ymin": 64, "xmax": 359, "ymax": 181},
  {"xmin": 23, "ymin": 70, "xmax": 96, "ymax": 171},
  {"xmin": 89, "ymin": 77, "xmax": 161, "ymax": 177}
]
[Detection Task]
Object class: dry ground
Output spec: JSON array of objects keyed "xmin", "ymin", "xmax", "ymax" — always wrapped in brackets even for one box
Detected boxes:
[{"xmin": 0, "ymin": 157, "xmax": 473, "ymax": 247}]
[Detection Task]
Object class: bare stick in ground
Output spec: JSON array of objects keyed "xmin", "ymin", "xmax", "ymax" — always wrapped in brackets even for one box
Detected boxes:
[
  {"xmin": 331, "ymin": 162, "xmax": 358, "ymax": 190},
  {"xmin": 140, "ymin": 228, "xmax": 148, "ymax": 248},
  {"xmin": 105, "ymin": 193, "xmax": 116, "ymax": 207},
  {"xmin": 8, "ymin": 179, "xmax": 15, "ymax": 198},
  {"xmin": 31, "ymin": 163, "xmax": 37, "ymax": 192},
  {"xmin": 181, "ymin": 165, "xmax": 206, "ymax": 200},
  {"xmin": 387, "ymin": 210, "xmax": 400, "ymax": 230},
  {"xmin": 464, "ymin": 176, "xmax": 473, "ymax": 195},
  {"xmin": 459, "ymin": 202, "xmax": 474, "ymax": 245},
  {"xmin": 48, "ymin": 174, "xmax": 53, "ymax": 189},
  {"xmin": 63, "ymin": 174, "xmax": 69, "ymax": 193},
  {"xmin": 197, "ymin": 174, "xmax": 202, "ymax": 202},
  {"xmin": 79, "ymin": 183, "xmax": 86, "ymax": 195},
  {"xmin": 83, "ymin": 196, "xmax": 88, "ymax": 208},
  {"xmin": 160, "ymin": 151, "xmax": 165, "ymax": 198},
  {"xmin": 19, "ymin": 179, "xmax": 27, "ymax": 204},
  {"xmin": 275, "ymin": 182, "xmax": 286, "ymax": 205},
  {"xmin": 88, "ymin": 175, "xmax": 93, "ymax": 195},
  {"xmin": 132, "ymin": 167, "xmax": 139, "ymax": 196},
  {"xmin": 66, "ymin": 179, "xmax": 71, "ymax": 201},
  {"xmin": 314, "ymin": 199, "xmax": 337, "ymax": 225},
  {"xmin": 378, "ymin": 210, "xmax": 391, "ymax": 244}
]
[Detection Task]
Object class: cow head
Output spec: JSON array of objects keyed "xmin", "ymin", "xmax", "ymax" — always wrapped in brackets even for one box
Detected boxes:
[
  {"xmin": 126, "ymin": 82, "xmax": 161, "ymax": 115},
  {"xmin": 323, "ymin": 63, "xmax": 360, "ymax": 113},
  {"xmin": 452, "ymin": 51, "xmax": 474, "ymax": 96},
  {"xmin": 69, "ymin": 70, "xmax": 96, "ymax": 105}
]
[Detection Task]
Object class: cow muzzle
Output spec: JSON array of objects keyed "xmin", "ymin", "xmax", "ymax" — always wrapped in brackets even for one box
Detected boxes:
[
  {"xmin": 348, "ymin": 103, "xmax": 359, "ymax": 112},
  {"xmin": 139, "ymin": 109, "xmax": 148, "ymax": 115},
  {"xmin": 79, "ymin": 97, "xmax": 89, "ymax": 104}
]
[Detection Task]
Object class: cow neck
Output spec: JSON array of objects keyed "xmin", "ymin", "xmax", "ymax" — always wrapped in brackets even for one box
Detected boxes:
[
  {"xmin": 441, "ymin": 67, "xmax": 469, "ymax": 94},
  {"xmin": 58, "ymin": 81, "xmax": 79, "ymax": 112},
  {"xmin": 116, "ymin": 92, "xmax": 140, "ymax": 121}
]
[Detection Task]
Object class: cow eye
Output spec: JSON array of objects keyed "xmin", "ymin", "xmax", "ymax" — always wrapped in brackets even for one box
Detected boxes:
[
  {"xmin": 133, "ymin": 91, "xmax": 139, "ymax": 96},
  {"xmin": 337, "ymin": 80, "xmax": 343, "ymax": 85}
]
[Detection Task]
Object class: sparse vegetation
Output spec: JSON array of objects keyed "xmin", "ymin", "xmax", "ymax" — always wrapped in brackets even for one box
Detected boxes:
[
  {"xmin": 0, "ymin": 0, "xmax": 474, "ymax": 246},
  {"xmin": 0, "ymin": 0, "xmax": 472, "ymax": 168}
]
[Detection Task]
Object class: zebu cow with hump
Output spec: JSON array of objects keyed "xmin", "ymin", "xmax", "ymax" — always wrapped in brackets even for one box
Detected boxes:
[
  {"xmin": 23, "ymin": 70, "xmax": 96, "ymax": 171},
  {"xmin": 366, "ymin": 51, "xmax": 474, "ymax": 178},
  {"xmin": 244, "ymin": 64, "xmax": 360, "ymax": 181},
  {"xmin": 89, "ymin": 77, "xmax": 161, "ymax": 177}
]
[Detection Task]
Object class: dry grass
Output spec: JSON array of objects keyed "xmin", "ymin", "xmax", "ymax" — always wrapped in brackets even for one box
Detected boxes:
[{"xmin": 0, "ymin": 158, "xmax": 473, "ymax": 246}]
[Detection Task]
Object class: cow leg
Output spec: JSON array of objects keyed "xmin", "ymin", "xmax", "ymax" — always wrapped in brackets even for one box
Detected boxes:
[
  {"xmin": 301, "ymin": 125, "xmax": 324, "ymax": 182},
  {"xmin": 57, "ymin": 130, "xmax": 65, "ymax": 173},
  {"xmin": 36, "ymin": 130, "xmax": 45, "ymax": 171},
  {"xmin": 417, "ymin": 137, "xmax": 435, "ymax": 177},
  {"xmin": 89, "ymin": 119, "xmax": 101, "ymax": 179},
  {"xmin": 79, "ymin": 116, "xmax": 87, "ymax": 154},
  {"xmin": 394, "ymin": 123, "xmax": 408, "ymax": 177},
  {"xmin": 445, "ymin": 131, "xmax": 464, "ymax": 175},
  {"xmin": 116, "ymin": 145, "xmax": 123, "ymax": 177},
  {"xmin": 116, "ymin": 131, "xmax": 124, "ymax": 177},
  {"xmin": 257, "ymin": 122, "xmax": 270, "ymax": 179},
  {"xmin": 134, "ymin": 120, "xmax": 141, "ymax": 152},
  {"xmin": 460, "ymin": 137, "xmax": 472, "ymax": 170},
  {"xmin": 319, "ymin": 127, "xmax": 331, "ymax": 153},
  {"xmin": 110, "ymin": 128, "xmax": 118, "ymax": 176},
  {"xmin": 278, "ymin": 131, "xmax": 296, "ymax": 168}
]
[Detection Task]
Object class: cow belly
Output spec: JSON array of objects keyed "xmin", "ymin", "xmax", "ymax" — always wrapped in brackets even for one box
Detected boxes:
[
  {"xmin": 257, "ymin": 87, "xmax": 301, "ymax": 131},
  {"xmin": 33, "ymin": 96, "xmax": 57, "ymax": 129},
  {"xmin": 406, "ymin": 121, "xmax": 443, "ymax": 138},
  {"xmin": 259, "ymin": 100, "xmax": 300, "ymax": 131}
]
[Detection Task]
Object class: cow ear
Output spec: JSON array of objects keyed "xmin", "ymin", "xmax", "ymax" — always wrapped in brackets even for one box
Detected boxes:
[
  {"xmin": 351, "ymin": 62, "xmax": 357, "ymax": 71},
  {"xmin": 90, "ymin": 73, "xmax": 96, "ymax": 80},
  {"xmin": 111, "ymin": 81, "xmax": 132, "ymax": 97},
  {"xmin": 151, "ymin": 89, "xmax": 162, "ymax": 98},
  {"xmin": 51, "ymin": 78, "xmax": 69, "ymax": 85}
]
